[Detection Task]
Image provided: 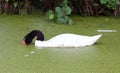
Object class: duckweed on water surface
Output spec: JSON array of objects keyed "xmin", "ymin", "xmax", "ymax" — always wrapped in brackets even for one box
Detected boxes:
[{"xmin": 0, "ymin": 14, "xmax": 120, "ymax": 73}]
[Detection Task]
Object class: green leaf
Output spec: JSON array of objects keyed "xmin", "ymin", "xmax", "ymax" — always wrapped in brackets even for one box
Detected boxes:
[
  {"xmin": 55, "ymin": 7, "xmax": 62, "ymax": 13},
  {"xmin": 64, "ymin": 16, "xmax": 69, "ymax": 21},
  {"xmin": 100, "ymin": 0, "xmax": 107, "ymax": 4},
  {"xmin": 14, "ymin": 2, "xmax": 18, "ymax": 8},
  {"xmin": 46, "ymin": 10, "xmax": 53, "ymax": 16},
  {"xmin": 68, "ymin": 18, "xmax": 73, "ymax": 25},
  {"xmin": 57, "ymin": 17, "xmax": 65, "ymax": 24},
  {"xmin": 116, "ymin": 0, "xmax": 120, "ymax": 5},
  {"xmin": 46, "ymin": 10, "xmax": 54, "ymax": 20},
  {"xmin": 107, "ymin": 4, "xmax": 111, "ymax": 9},
  {"xmin": 108, "ymin": 0, "xmax": 115, "ymax": 5},
  {"xmin": 49, "ymin": 14, "xmax": 54, "ymax": 20},
  {"xmin": 60, "ymin": 0, "xmax": 68, "ymax": 6},
  {"xmin": 63, "ymin": 5, "xmax": 72, "ymax": 15},
  {"xmin": 55, "ymin": 7, "xmax": 64, "ymax": 18},
  {"xmin": 5, "ymin": 0, "xmax": 9, "ymax": 2}
]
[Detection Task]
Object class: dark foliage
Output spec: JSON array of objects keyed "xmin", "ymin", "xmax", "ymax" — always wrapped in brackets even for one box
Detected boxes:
[
  {"xmin": 0, "ymin": 0, "xmax": 120, "ymax": 17},
  {"xmin": 0, "ymin": 0, "xmax": 32, "ymax": 15}
]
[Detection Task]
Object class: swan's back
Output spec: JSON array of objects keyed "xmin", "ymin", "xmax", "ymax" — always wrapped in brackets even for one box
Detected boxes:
[{"xmin": 37, "ymin": 34, "xmax": 102, "ymax": 47}]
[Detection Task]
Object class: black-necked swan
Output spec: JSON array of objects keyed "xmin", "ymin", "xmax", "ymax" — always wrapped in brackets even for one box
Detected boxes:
[{"xmin": 22, "ymin": 30, "xmax": 102, "ymax": 47}]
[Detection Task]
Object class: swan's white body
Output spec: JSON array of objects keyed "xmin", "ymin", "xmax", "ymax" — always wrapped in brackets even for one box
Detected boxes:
[{"xmin": 35, "ymin": 34, "xmax": 102, "ymax": 47}]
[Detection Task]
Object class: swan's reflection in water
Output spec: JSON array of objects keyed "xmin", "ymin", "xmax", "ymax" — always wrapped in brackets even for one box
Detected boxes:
[
  {"xmin": 48, "ymin": 46, "xmax": 97, "ymax": 54},
  {"xmin": 36, "ymin": 46, "xmax": 99, "ymax": 61}
]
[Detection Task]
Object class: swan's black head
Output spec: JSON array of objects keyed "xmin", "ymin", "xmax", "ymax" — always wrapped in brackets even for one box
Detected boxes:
[{"xmin": 22, "ymin": 30, "xmax": 44, "ymax": 45}]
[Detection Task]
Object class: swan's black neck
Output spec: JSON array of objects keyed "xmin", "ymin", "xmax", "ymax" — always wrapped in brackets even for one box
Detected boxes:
[{"xmin": 23, "ymin": 30, "xmax": 44, "ymax": 45}]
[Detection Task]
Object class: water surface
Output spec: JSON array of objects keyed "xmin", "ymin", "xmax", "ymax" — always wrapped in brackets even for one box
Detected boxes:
[{"xmin": 0, "ymin": 14, "xmax": 120, "ymax": 73}]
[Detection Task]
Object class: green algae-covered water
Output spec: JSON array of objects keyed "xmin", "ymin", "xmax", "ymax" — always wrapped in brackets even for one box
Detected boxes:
[{"xmin": 0, "ymin": 14, "xmax": 120, "ymax": 73}]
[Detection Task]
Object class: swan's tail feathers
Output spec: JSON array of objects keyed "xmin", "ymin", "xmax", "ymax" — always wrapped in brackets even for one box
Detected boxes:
[{"xmin": 89, "ymin": 34, "xmax": 102, "ymax": 45}]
